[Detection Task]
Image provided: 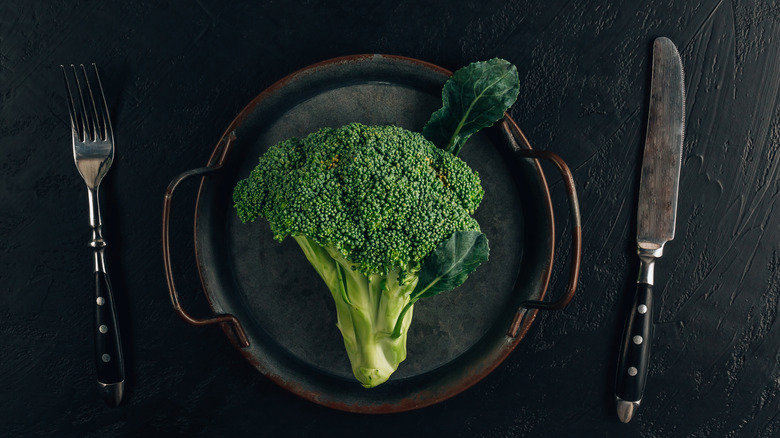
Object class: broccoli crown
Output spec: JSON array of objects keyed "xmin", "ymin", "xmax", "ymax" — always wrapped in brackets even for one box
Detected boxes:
[{"xmin": 233, "ymin": 123, "xmax": 484, "ymax": 275}]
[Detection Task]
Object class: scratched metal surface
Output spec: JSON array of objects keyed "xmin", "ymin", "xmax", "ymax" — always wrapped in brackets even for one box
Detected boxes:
[{"xmin": 2, "ymin": 0, "xmax": 779, "ymax": 436}]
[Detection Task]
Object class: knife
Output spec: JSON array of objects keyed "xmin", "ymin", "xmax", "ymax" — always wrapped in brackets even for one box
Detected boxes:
[{"xmin": 615, "ymin": 37, "xmax": 685, "ymax": 423}]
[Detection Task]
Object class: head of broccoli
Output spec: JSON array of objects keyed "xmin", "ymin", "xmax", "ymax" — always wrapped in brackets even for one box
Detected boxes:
[{"xmin": 233, "ymin": 122, "xmax": 485, "ymax": 387}]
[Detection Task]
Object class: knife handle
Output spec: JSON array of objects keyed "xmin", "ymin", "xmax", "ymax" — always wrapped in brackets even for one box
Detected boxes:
[
  {"xmin": 615, "ymin": 282, "xmax": 654, "ymax": 408},
  {"xmin": 94, "ymin": 269, "xmax": 125, "ymax": 406}
]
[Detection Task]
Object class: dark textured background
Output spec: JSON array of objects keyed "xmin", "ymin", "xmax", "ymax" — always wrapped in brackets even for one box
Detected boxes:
[{"xmin": 2, "ymin": 1, "xmax": 780, "ymax": 436}]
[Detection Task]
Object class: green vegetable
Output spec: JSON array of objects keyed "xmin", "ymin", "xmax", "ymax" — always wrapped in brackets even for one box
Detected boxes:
[
  {"xmin": 233, "ymin": 59, "xmax": 518, "ymax": 388},
  {"xmin": 423, "ymin": 58, "xmax": 520, "ymax": 155},
  {"xmin": 233, "ymin": 123, "xmax": 487, "ymax": 387}
]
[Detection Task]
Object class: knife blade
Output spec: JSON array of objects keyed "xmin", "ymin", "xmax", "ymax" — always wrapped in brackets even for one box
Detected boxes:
[{"xmin": 615, "ymin": 36, "xmax": 685, "ymax": 423}]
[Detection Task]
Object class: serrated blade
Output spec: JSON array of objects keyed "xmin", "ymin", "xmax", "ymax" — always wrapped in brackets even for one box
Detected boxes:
[{"xmin": 636, "ymin": 37, "xmax": 685, "ymax": 252}]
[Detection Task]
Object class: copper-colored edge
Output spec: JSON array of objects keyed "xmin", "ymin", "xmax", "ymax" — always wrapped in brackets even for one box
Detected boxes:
[
  {"xmin": 501, "ymin": 118, "xmax": 582, "ymax": 314},
  {"xmin": 515, "ymin": 148, "xmax": 581, "ymax": 311},
  {"xmin": 189, "ymin": 54, "xmax": 557, "ymax": 414},
  {"xmin": 162, "ymin": 134, "xmax": 250, "ymax": 347}
]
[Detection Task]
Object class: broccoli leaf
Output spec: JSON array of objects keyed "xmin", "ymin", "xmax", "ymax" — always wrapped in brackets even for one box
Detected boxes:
[
  {"xmin": 422, "ymin": 58, "xmax": 520, "ymax": 155},
  {"xmin": 412, "ymin": 230, "xmax": 490, "ymax": 300},
  {"xmin": 391, "ymin": 230, "xmax": 489, "ymax": 338}
]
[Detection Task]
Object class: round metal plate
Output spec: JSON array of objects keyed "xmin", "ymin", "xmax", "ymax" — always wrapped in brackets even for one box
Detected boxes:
[{"xmin": 192, "ymin": 54, "xmax": 554, "ymax": 413}]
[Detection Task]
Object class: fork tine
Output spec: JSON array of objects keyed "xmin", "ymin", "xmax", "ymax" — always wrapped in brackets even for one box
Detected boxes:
[
  {"xmin": 80, "ymin": 64, "xmax": 102, "ymax": 142},
  {"xmin": 90, "ymin": 64, "xmax": 112, "ymax": 141},
  {"xmin": 61, "ymin": 65, "xmax": 82, "ymax": 141},
  {"xmin": 63, "ymin": 64, "xmax": 113, "ymax": 142},
  {"xmin": 66, "ymin": 64, "xmax": 89, "ymax": 141},
  {"xmin": 70, "ymin": 64, "xmax": 93, "ymax": 141},
  {"xmin": 77, "ymin": 65, "xmax": 94, "ymax": 141}
]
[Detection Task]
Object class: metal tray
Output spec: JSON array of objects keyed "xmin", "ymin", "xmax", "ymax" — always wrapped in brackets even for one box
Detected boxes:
[{"xmin": 162, "ymin": 54, "xmax": 581, "ymax": 413}]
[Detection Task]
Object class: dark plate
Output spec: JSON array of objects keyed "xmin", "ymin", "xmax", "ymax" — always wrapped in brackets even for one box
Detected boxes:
[{"xmin": 165, "ymin": 54, "xmax": 577, "ymax": 413}]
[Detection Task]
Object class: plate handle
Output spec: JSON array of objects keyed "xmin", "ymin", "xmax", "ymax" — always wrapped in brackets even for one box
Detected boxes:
[
  {"xmin": 500, "ymin": 120, "xmax": 582, "ymax": 336},
  {"xmin": 161, "ymin": 132, "xmax": 250, "ymax": 348}
]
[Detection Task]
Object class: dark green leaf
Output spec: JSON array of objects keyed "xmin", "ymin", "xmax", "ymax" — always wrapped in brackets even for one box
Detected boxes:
[
  {"xmin": 410, "ymin": 230, "xmax": 489, "ymax": 301},
  {"xmin": 422, "ymin": 58, "xmax": 519, "ymax": 155}
]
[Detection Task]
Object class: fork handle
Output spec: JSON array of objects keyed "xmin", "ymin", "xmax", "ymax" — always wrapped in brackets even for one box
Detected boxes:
[
  {"xmin": 88, "ymin": 188, "xmax": 125, "ymax": 406},
  {"xmin": 94, "ymin": 268, "xmax": 125, "ymax": 406}
]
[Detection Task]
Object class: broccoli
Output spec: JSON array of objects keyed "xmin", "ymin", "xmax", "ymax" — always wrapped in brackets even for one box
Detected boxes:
[
  {"xmin": 233, "ymin": 123, "xmax": 485, "ymax": 387},
  {"xmin": 233, "ymin": 58, "xmax": 520, "ymax": 388}
]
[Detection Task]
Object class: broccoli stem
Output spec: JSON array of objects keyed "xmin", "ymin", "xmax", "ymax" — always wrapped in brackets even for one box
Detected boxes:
[{"xmin": 293, "ymin": 235, "xmax": 419, "ymax": 388}]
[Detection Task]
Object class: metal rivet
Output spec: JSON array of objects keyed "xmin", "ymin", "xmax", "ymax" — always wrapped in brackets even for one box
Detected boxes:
[
  {"xmin": 633, "ymin": 335, "xmax": 643, "ymax": 345},
  {"xmin": 102, "ymin": 354, "xmax": 111, "ymax": 363},
  {"xmin": 99, "ymin": 325, "xmax": 108, "ymax": 334},
  {"xmin": 628, "ymin": 367, "xmax": 638, "ymax": 376},
  {"xmin": 96, "ymin": 297, "xmax": 105, "ymax": 306},
  {"xmin": 637, "ymin": 304, "xmax": 648, "ymax": 314}
]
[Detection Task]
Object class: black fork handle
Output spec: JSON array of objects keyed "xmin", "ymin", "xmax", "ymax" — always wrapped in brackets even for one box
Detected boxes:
[
  {"xmin": 88, "ymin": 188, "xmax": 125, "ymax": 406},
  {"xmin": 94, "ymin": 267, "xmax": 125, "ymax": 406}
]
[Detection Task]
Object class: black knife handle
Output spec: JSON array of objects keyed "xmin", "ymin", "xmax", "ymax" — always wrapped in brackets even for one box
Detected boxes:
[
  {"xmin": 95, "ymin": 270, "xmax": 125, "ymax": 404},
  {"xmin": 615, "ymin": 282, "xmax": 653, "ymax": 403}
]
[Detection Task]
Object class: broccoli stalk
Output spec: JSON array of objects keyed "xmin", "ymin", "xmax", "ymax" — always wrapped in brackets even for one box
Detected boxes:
[{"xmin": 293, "ymin": 235, "xmax": 417, "ymax": 387}]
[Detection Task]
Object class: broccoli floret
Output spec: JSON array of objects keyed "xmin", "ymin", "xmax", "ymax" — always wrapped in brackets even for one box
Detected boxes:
[{"xmin": 233, "ymin": 123, "xmax": 484, "ymax": 387}]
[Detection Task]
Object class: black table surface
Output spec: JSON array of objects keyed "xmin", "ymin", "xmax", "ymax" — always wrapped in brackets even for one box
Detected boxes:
[{"xmin": 3, "ymin": 1, "xmax": 780, "ymax": 437}]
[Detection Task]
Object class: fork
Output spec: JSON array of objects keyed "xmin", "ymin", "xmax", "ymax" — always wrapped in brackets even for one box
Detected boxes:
[{"xmin": 62, "ymin": 64, "xmax": 125, "ymax": 406}]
